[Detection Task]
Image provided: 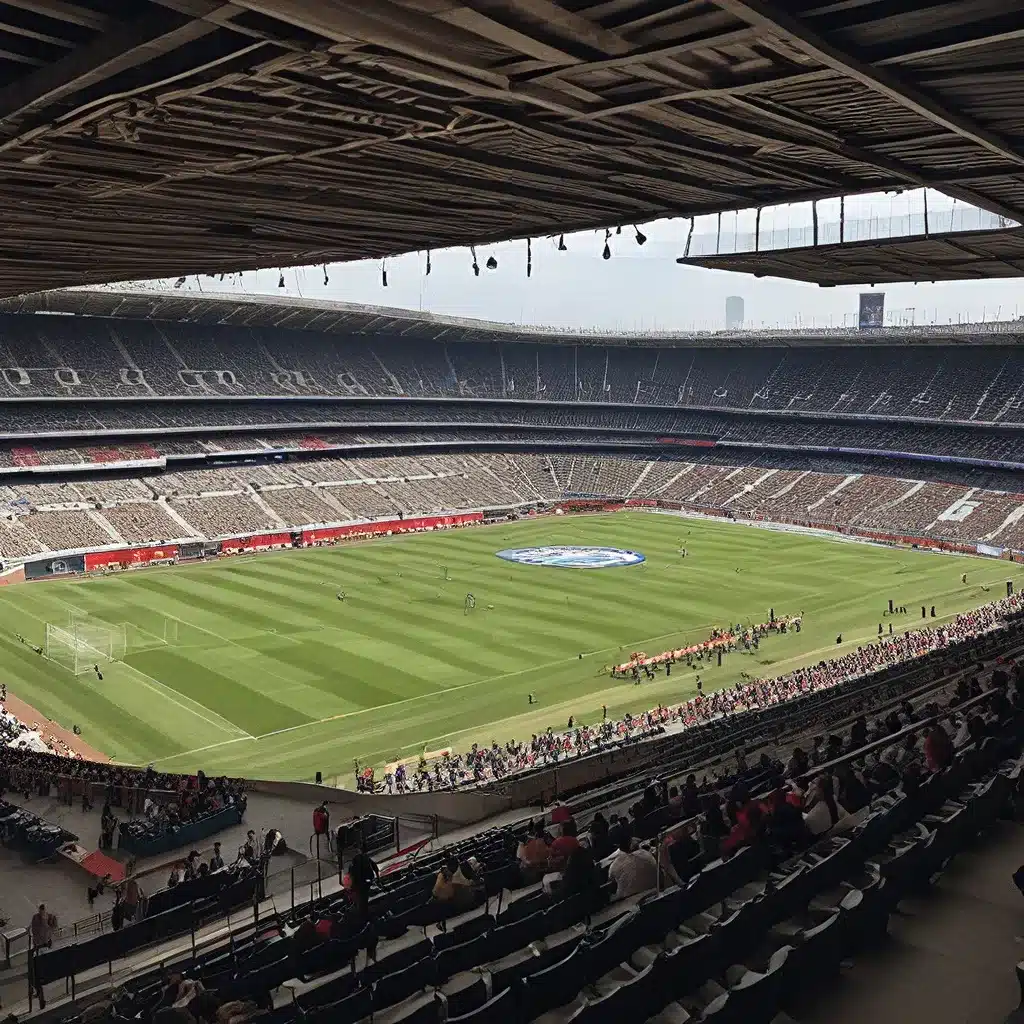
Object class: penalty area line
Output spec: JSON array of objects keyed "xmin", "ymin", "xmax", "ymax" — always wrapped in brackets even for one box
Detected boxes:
[{"xmin": 152, "ymin": 734, "xmax": 255, "ymax": 764}]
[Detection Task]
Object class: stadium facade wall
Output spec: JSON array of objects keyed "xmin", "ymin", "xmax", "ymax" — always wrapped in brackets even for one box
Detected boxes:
[
  {"xmin": 247, "ymin": 778, "xmax": 512, "ymax": 829},
  {"xmin": 24, "ymin": 553, "xmax": 86, "ymax": 579}
]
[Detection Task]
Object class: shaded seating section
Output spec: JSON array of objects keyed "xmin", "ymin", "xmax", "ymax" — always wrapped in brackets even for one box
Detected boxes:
[
  {"xmin": 32, "ymin": 868, "xmax": 262, "ymax": 995},
  {"xmin": 0, "ymin": 800, "xmax": 76, "ymax": 859},
  {"xmin": 33, "ymin": 635, "xmax": 1024, "ymax": 1023},
  {"xmin": 117, "ymin": 804, "xmax": 245, "ymax": 857}
]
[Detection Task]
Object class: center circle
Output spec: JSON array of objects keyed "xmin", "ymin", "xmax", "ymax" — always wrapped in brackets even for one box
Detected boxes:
[{"xmin": 495, "ymin": 545, "xmax": 646, "ymax": 568}]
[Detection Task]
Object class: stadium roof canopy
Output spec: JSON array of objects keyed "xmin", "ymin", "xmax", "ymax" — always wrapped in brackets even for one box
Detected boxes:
[
  {"xmin": 677, "ymin": 226, "xmax": 1024, "ymax": 285},
  {"xmin": 3, "ymin": 1, "xmax": 1024, "ymax": 298},
  {"xmin": 4, "ymin": 286, "xmax": 1024, "ymax": 348}
]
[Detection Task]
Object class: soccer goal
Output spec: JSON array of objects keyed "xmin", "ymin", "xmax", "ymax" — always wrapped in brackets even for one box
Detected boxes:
[{"xmin": 45, "ymin": 621, "xmax": 126, "ymax": 675}]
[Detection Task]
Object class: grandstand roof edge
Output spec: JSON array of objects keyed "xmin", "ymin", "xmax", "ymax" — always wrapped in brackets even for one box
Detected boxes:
[{"xmin": 0, "ymin": 288, "xmax": 1022, "ymax": 348}]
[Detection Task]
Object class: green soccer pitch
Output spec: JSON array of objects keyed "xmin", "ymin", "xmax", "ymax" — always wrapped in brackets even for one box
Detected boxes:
[{"xmin": 0, "ymin": 512, "xmax": 1016, "ymax": 784}]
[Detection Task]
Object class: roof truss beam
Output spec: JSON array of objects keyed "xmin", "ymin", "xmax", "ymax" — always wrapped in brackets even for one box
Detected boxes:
[
  {"xmin": 714, "ymin": 0, "xmax": 1024, "ymax": 170},
  {"xmin": 0, "ymin": 9, "xmax": 224, "ymax": 124}
]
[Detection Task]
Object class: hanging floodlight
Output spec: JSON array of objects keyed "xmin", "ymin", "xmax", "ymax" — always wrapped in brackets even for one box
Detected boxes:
[
  {"xmin": 527, "ymin": 237, "xmax": 532, "ymax": 278},
  {"xmin": 278, "ymin": 271, "xmax": 285, "ymax": 288},
  {"xmin": 558, "ymin": 234, "xmax": 567, "ymax": 251},
  {"xmin": 486, "ymin": 254, "xmax": 498, "ymax": 270},
  {"xmin": 425, "ymin": 249, "xmax": 432, "ymax": 276},
  {"xmin": 381, "ymin": 260, "xmax": 388, "ymax": 287},
  {"xmin": 602, "ymin": 228, "xmax": 611, "ymax": 260},
  {"xmin": 634, "ymin": 226, "xmax": 647, "ymax": 246},
  {"xmin": 322, "ymin": 264, "xmax": 329, "ymax": 286},
  {"xmin": 470, "ymin": 245, "xmax": 480, "ymax": 277}
]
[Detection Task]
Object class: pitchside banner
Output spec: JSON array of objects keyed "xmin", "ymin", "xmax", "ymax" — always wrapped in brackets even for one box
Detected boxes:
[
  {"xmin": 858, "ymin": 292, "xmax": 885, "ymax": 328},
  {"xmin": 25, "ymin": 554, "xmax": 86, "ymax": 579}
]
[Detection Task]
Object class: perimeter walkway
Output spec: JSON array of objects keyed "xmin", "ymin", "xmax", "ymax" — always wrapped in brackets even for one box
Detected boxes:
[{"xmin": 794, "ymin": 819, "xmax": 1024, "ymax": 1024}]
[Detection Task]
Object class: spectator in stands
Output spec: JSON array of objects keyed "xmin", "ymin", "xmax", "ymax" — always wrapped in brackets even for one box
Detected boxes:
[
  {"xmin": 548, "ymin": 818, "xmax": 581, "ymax": 870},
  {"xmin": 680, "ymin": 774, "xmax": 701, "ymax": 817},
  {"xmin": 803, "ymin": 774, "xmax": 845, "ymax": 835},
  {"xmin": 698, "ymin": 795, "xmax": 730, "ymax": 858},
  {"xmin": 560, "ymin": 845, "xmax": 602, "ymax": 899},
  {"xmin": 835, "ymin": 765, "xmax": 870, "ymax": 813},
  {"xmin": 241, "ymin": 830, "xmax": 258, "ymax": 864},
  {"xmin": 607, "ymin": 823, "xmax": 658, "ymax": 900},
  {"xmin": 30, "ymin": 904, "xmax": 54, "ymax": 950},
  {"xmin": 167, "ymin": 863, "xmax": 185, "ymax": 887},
  {"xmin": 785, "ymin": 747, "xmax": 809, "ymax": 780},
  {"xmin": 883, "ymin": 732, "xmax": 920, "ymax": 770},
  {"xmin": 432, "ymin": 856, "xmax": 480, "ymax": 910},
  {"xmin": 588, "ymin": 811, "xmax": 612, "ymax": 861},
  {"xmin": 210, "ymin": 842, "xmax": 225, "ymax": 871},
  {"xmin": 517, "ymin": 820, "xmax": 551, "ymax": 882},
  {"xmin": 924, "ymin": 723, "xmax": 955, "ymax": 773},
  {"xmin": 348, "ymin": 843, "xmax": 379, "ymax": 925}
]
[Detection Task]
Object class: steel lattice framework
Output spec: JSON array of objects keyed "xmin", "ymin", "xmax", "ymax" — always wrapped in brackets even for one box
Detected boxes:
[{"xmin": 1, "ymin": 1, "xmax": 1024, "ymax": 295}]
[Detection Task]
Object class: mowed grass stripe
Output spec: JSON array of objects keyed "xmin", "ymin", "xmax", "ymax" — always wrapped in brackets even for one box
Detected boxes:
[
  {"xmin": 0, "ymin": 632, "xmax": 193, "ymax": 763},
  {"xmin": 124, "ymin": 648, "xmax": 312, "ymax": 735},
  {"xmin": 3, "ymin": 514, "xmax": 1017, "ymax": 778}
]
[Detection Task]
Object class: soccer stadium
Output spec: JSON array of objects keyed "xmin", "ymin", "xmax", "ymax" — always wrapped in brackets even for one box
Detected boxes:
[{"xmin": 3, "ymin": 4, "xmax": 1024, "ymax": 1024}]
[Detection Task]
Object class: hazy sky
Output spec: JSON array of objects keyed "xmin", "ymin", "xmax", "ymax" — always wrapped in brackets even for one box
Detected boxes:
[{"xmin": 139, "ymin": 190, "xmax": 1024, "ymax": 332}]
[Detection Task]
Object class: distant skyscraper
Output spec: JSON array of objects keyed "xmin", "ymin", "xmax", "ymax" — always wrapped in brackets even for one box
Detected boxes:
[{"xmin": 725, "ymin": 295, "xmax": 744, "ymax": 330}]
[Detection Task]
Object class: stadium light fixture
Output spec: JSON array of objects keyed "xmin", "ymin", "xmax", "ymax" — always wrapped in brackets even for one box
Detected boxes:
[
  {"xmin": 527, "ymin": 237, "xmax": 532, "ymax": 278},
  {"xmin": 322, "ymin": 264, "xmax": 329, "ymax": 286},
  {"xmin": 634, "ymin": 226, "xmax": 647, "ymax": 246},
  {"xmin": 278, "ymin": 271, "xmax": 285, "ymax": 288},
  {"xmin": 173, "ymin": 276, "xmax": 186, "ymax": 288},
  {"xmin": 558, "ymin": 234, "xmax": 567, "ymax": 251},
  {"xmin": 486, "ymin": 254, "xmax": 498, "ymax": 270},
  {"xmin": 602, "ymin": 228, "xmax": 611, "ymax": 260},
  {"xmin": 425, "ymin": 249, "xmax": 431, "ymax": 276},
  {"xmin": 381, "ymin": 260, "xmax": 388, "ymax": 287},
  {"xmin": 470, "ymin": 245, "xmax": 480, "ymax": 277}
]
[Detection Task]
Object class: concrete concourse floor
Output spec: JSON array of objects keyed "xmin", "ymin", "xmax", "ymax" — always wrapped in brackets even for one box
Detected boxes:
[{"xmin": 792, "ymin": 820, "xmax": 1024, "ymax": 1024}]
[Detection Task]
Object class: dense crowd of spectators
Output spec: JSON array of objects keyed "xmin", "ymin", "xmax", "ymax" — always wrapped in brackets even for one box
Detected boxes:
[
  {"xmin": 5, "ymin": 446, "xmax": 1024, "ymax": 558},
  {"xmin": 359, "ymin": 590, "xmax": 1024, "ymax": 793}
]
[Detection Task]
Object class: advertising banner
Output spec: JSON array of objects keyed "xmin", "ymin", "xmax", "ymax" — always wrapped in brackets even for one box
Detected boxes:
[
  {"xmin": 84, "ymin": 545, "xmax": 178, "ymax": 571},
  {"xmin": 301, "ymin": 512, "xmax": 482, "ymax": 546},
  {"xmin": 220, "ymin": 532, "xmax": 293, "ymax": 554},
  {"xmin": 25, "ymin": 554, "xmax": 86, "ymax": 579},
  {"xmin": 858, "ymin": 291, "xmax": 885, "ymax": 328}
]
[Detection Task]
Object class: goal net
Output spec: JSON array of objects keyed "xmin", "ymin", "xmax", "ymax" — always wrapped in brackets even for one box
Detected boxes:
[{"xmin": 45, "ymin": 621, "xmax": 126, "ymax": 675}]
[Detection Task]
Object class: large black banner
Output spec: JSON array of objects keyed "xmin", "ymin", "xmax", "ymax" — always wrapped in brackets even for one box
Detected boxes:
[
  {"xmin": 25, "ymin": 554, "xmax": 85, "ymax": 579},
  {"xmin": 858, "ymin": 291, "xmax": 885, "ymax": 328}
]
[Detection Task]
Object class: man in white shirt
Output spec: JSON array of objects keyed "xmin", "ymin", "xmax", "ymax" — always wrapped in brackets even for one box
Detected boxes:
[{"xmin": 607, "ymin": 826, "xmax": 658, "ymax": 900}]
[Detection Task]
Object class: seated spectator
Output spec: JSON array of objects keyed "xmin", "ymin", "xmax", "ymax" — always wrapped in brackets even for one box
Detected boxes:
[
  {"xmin": 432, "ymin": 855, "xmax": 478, "ymax": 908},
  {"xmin": 661, "ymin": 822, "xmax": 700, "ymax": 885},
  {"xmin": 722, "ymin": 801, "xmax": 766, "ymax": 856},
  {"xmin": 803, "ymin": 773, "xmax": 846, "ymax": 835},
  {"xmin": 924, "ymin": 723, "xmax": 954, "ymax": 773},
  {"xmin": 680, "ymin": 774, "xmax": 701, "ymax": 817},
  {"xmin": 836, "ymin": 765, "xmax": 870, "ymax": 813},
  {"xmin": 785, "ymin": 747, "xmax": 809, "ymax": 779},
  {"xmin": 167, "ymin": 862, "xmax": 185, "ymax": 887},
  {"xmin": 608, "ymin": 824, "xmax": 658, "ymax": 900},
  {"xmin": 588, "ymin": 811, "xmax": 612, "ymax": 861},
  {"xmin": 517, "ymin": 821, "xmax": 550, "ymax": 881},
  {"xmin": 549, "ymin": 802, "xmax": 572, "ymax": 827},
  {"xmin": 561, "ymin": 845, "xmax": 602, "ymax": 898},
  {"xmin": 765, "ymin": 789, "xmax": 811, "ymax": 854},
  {"xmin": 548, "ymin": 818, "xmax": 581, "ymax": 870},
  {"xmin": 698, "ymin": 796, "xmax": 729, "ymax": 858},
  {"xmin": 210, "ymin": 842, "xmax": 225, "ymax": 871}
]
